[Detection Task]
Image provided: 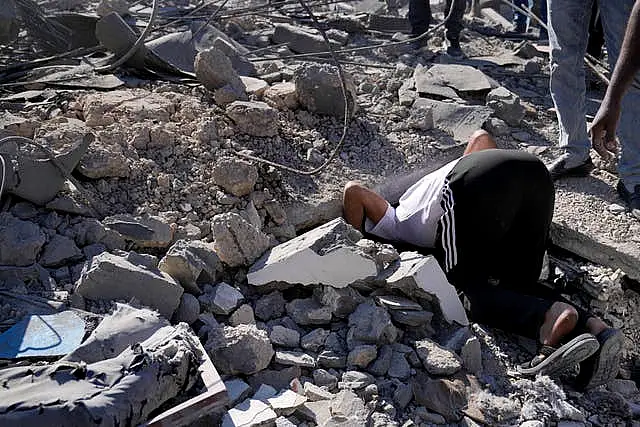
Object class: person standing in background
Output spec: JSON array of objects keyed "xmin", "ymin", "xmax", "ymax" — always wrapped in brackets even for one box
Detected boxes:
[{"xmin": 408, "ymin": 0, "xmax": 466, "ymax": 57}]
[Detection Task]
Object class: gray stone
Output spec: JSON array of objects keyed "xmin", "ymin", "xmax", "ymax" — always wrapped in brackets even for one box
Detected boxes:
[
  {"xmin": 211, "ymin": 212, "xmax": 270, "ymax": 267},
  {"xmin": 264, "ymin": 82, "xmax": 299, "ymax": 110},
  {"xmin": 294, "ymin": 64, "xmax": 358, "ymax": 117},
  {"xmin": 270, "ymin": 325, "xmax": 301, "ymax": 348},
  {"xmin": 524, "ymin": 60, "xmax": 542, "ymax": 74},
  {"xmin": 461, "ymin": 336, "xmax": 483, "ymax": 376},
  {"xmin": 255, "ymin": 291, "xmax": 286, "ymax": 321},
  {"xmin": 213, "ymin": 37, "xmax": 256, "ymax": 77},
  {"xmin": 248, "ymin": 218, "xmax": 377, "ymax": 288},
  {"xmin": 393, "ymin": 383, "xmax": 413, "ymax": 409},
  {"xmin": 211, "ymin": 157, "xmax": 259, "ymax": 197},
  {"xmin": 415, "ymin": 338, "xmax": 462, "ymax": 376},
  {"xmin": 226, "ymin": 101, "xmax": 279, "ymax": 137},
  {"xmin": 200, "ymin": 282, "xmax": 243, "ymax": 315},
  {"xmin": 368, "ymin": 344, "xmax": 393, "ymax": 376},
  {"xmin": 411, "ymin": 372, "xmax": 467, "ymax": 422},
  {"xmin": 222, "ymin": 398, "xmax": 277, "ymax": 427},
  {"xmin": 317, "ymin": 351, "xmax": 347, "ymax": 369},
  {"xmin": 412, "ymin": 99, "xmax": 493, "ymax": 143},
  {"xmin": 224, "ymin": 378, "xmax": 252, "ymax": 406},
  {"xmin": 213, "ymin": 83, "xmax": 249, "ymax": 106},
  {"xmin": 158, "ymin": 239, "xmax": 219, "ymax": 294},
  {"xmin": 390, "ymin": 309, "xmax": 433, "ymax": 327},
  {"xmin": 398, "ymin": 78, "xmax": 418, "ymax": 107},
  {"xmin": 240, "ymin": 76, "xmax": 269, "ymax": 96},
  {"xmin": 296, "ymin": 400, "xmax": 332, "ymax": 425},
  {"xmin": 407, "ymin": 104, "xmax": 434, "ymax": 130},
  {"xmin": 347, "ymin": 303, "xmax": 397, "ymax": 349},
  {"xmin": 75, "ymin": 252, "xmax": 183, "ymax": 318},
  {"xmin": 347, "ymin": 345, "xmax": 378, "ymax": 368},
  {"xmin": 286, "ymin": 298, "xmax": 332, "ymax": 325},
  {"xmin": 174, "ymin": 293, "xmax": 200, "ymax": 324},
  {"xmin": 486, "ymin": 86, "xmax": 526, "ymax": 126},
  {"xmin": 304, "ymin": 382, "xmax": 334, "ymax": 401},
  {"xmin": 414, "ymin": 64, "xmax": 492, "ymax": 97},
  {"xmin": 272, "ymin": 24, "xmax": 341, "ymax": 54},
  {"xmin": 97, "ymin": 0, "xmax": 129, "ymax": 16},
  {"xmin": 324, "ymin": 390, "xmax": 371, "ymax": 426},
  {"xmin": 384, "ymin": 252, "xmax": 468, "ymax": 325},
  {"xmin": 249, "ymin": 366, "xmax": 301, "ymax": 391},
  {"xmin": 313, "ymin": 369, "xmax": 338, "ymax": 389},
  {"xmin": 39, "ymin": 234, "xmax": 83, "ymax": 267},
  {"xmin": 388, "ymin": 351, "xmax": 411, "ymax": 379},
  {"xmin": 229, "ymin": 304, "xmax": 256, "ymax": 326},
  {"xmin": 205, "ymin": 324, "xmax": 274, "ymax": 375},
  {"xmin": 194, "ymin": 47, "xmax": 247, "ymax": 98},
  {"xmin": 484, "ymin": 117, "xmax": 510, "ymax": 136},
  {"xmin": 275, "ymin": 350, "xmax": 316, "ymax": 368},
  {"xmin": 339, "ymin": 371, "xmax": 374, "ymax": 390},
  {"xmin": 301, "ymin": 328, "xmax": 330, "ymax": 352},
  {"xmin": 0, "ymin": 213, "xmax": 45, "ymax": 266},
  {"xmin": 320, "ymin": 286, "xmax": 365, "ymax": 317},
  {"xmin": 607, "ymin": 379, "xmax": 638, "ymax": 398},
  {"xmin": 103, "ymin": 214, "xmax": 172, "ymax": 248},
  {"xmin": 125, "ymin": 252, "xmax": 158, "ymax": 270}
]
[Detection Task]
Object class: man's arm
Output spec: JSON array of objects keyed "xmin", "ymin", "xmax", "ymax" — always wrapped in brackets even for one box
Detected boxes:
[{"xmin": 590, "ymin": 0, "xmax": 640, "ymax": 160}]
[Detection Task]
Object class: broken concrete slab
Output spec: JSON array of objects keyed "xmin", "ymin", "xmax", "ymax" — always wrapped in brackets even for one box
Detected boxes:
[
  {"xmin": 222, "ymin": 398, "xmax": 278, "ymax": 427},
  {"xmin": 383, "ymin": 252, "xmax": 469, "ymax": 326},
  {"xmin": 158, "ymin": 239, "xmax": 219, "ymax": 294},
  {"xmin": 347, "ymin": 303, "xmax": 398, "ymax": 349},
  {"xmin": 200, "ymin": 282, "xmax": 244, "ymax": 315},
  {"xmin": 195, "ymin": 47, "xmax": 247, "ymax": 104},
  {"xmin": 412, "ymin": 372, "xmax": 467, "ymax": 422},
  {"xmin": 0, "ymin": 213, "xmax": 45, "ymax": 266},
  {"xmin": 264, "ymin": 82, "xmax": 299, "ymax": 110},
  {"xmin": 226, "ymin": 101, "xmax": 279, "ymax": 137},
  {"xmin": 271, "ymin": 24, "xmax": 341, "ymax": 54},
  {"xmin": 294, "ymin": 64, "xmax": 358, "ymax": 117},
  {"xmin": 212, "ymin": 156, "xmax": 259, "ymax": 197},
  {"xmin": 240, "ymin": 76, "xmax": 269, "ymax": 97},
  {"xmin": 413, "ymin": 64, "xmax": 493, "ymax": 97},
  {"xmin": 415, "ymin": 338, "xmax": 463, "ymax": 375},
  {"xmin": 205, "ymin": 324, "xmax": 274, "ymax": 375},
  {"xmin": 75, "ymin": 252, "xmax": 183, "ymax": 318},
  {"xmin": 39, "ymin": 234, "xmax": 83, "ymax": 268},
  {"xmin": 211, "ymin": 212, "xmax": 271, "ymax": 267},
  {"xmin": 413, "ymin": 98, "xmax": 493, "ymax": 143},
  {"xmin": 268, "ymin": 390, "xmax": 308, "ymax": 416},
  {"xmin": 286, "ymin": 298, "xmax": 333, "ymax": 325},
  {"xmin": 408, "ymin": 103, "xmax": 434, "ymax": 130},
  {"xmin": 275, "ymin": 350, "xmax": 316, "ymax": 368},
  {"xmin": 486, "ymin": 86, "xmax": 525, "ymax": 126},
  {"xmin": 103, "ymin": 214, "xmax": 173, "ymax": 248},
  {"xmin": 247, "ymin": 218, "xmax": 378, "ymax": 288}
]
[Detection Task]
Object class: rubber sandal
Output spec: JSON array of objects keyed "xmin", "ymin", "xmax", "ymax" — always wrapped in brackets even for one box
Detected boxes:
[
  {"xmin": 517, "ymin": 333, "xmax": 600, "ymax": 377},
  {"xmin": 575, "ymin": 328, "xmax": 624, "ymax": 389}
]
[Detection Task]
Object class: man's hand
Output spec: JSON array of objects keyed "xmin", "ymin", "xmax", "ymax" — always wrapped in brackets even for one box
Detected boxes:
[{"xmin": 589, "ymin": 99, "xmax": 620, "ymax": 162}]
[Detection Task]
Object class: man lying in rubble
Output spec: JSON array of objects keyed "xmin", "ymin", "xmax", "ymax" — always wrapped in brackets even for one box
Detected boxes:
[{"xmin": 342, "ymin": 130, "xmax": 623, "ymax": 388}]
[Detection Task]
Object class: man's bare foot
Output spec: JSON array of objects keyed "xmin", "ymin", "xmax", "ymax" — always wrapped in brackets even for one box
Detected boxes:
[{"xmin": 539, "ymin": 302, "xmax": 578, "ymax": 347}]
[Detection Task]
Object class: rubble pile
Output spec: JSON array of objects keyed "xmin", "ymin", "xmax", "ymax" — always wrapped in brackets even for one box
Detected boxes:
[{"xmin": 1, "ymin": 0, "xmax": 640, "ymax": 425}]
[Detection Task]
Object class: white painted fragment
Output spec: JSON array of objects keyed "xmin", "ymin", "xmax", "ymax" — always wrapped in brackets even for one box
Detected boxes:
[
  {"xmin": 247, "ymin": 218, "xmax": 378, "ymax": 288},
  {"xmin": 386, "ymin": 252, "xmax": 468, "ymax": 326},
  {"xmin": 222, "ymin": 398, "xmax": 277, "ymax": 427}
]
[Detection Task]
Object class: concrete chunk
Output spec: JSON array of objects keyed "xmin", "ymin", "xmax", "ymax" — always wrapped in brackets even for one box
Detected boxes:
[
  {"xmin": 267, "ymin": 390, "xmax": 308, "ymax": 416},
  {"xmin": 103, "ymin": 214, "xmax": 173, "ymax": 248},
  {"xmin": 294, "ymin": 64, "xmax": 358, "ymax": 117},
  {"xmin": 223, "ymin": 398, "xmax": 277, "ymax": 427},
  {"xmin": 413, "ymin": 98, "xmax": 493, "ymax": 143},
  {"xmin": 486, "ymin": 86, "xmax": 525, "ymax": 126},
  {"xmin": 158, "ymin": 239, "xmax": 219, "ymax": 294},
  {"xmin": 384, "ymin": 252, "xmax": 468, "ymax": 326},
  {"xmin": 75, "ymin": 252, "xmax": 183, "ymax": 318},
  {"xmin": 272, "ymin": 24, "xmax": 341, "ymax": 54},
  {"xmin": 212, "ymin": 212, "xmax": 271, "ymax": 267},
  {"xmin": 206, "ymin": 324, "xmax": 274, "ymax": 375},
  {"xmin": 0, "ymin": 213, "xmax": 45, "ymax": 266},
  {"xmin": 414, "ymin": 64, "xmax": 492, "ymax": 96},
  {"xmin": 226, "ymin": 101, "xmax": 279, "ymax": 137},
  {"xmin": 248, "ymin": 218, "xmax": 378, "ymax": 288}
]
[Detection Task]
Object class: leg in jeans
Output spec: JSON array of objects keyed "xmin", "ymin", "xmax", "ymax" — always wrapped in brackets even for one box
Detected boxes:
[
  {"xmin": 538, "ymin": 0, "xmax": 548, "ymax": 40},
  {"xmin": 408, "ymin": 0, "xmax": 431, "ymax": 36},
  {"xmin": 444, "ymin": 0, "xmax": 466, "ymax": 41},
  {"xmin": 548, "ymin": 0, "xmax": 593, "ymax": 166},
  {"xmin": 598, "ymin": 0, "xmax": 640, "ymax": 190},
  {"xmin": 513, "ymin": 0, "xmax": 530, "ymax": 32}
]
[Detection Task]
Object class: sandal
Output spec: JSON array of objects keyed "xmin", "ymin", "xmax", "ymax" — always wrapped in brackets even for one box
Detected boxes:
[
  {"xmin": 574, "ymin": 328, "xmax": 623, "ymax": 389},
  {"xmin": 517, "ymin": 333, "xmax": 600, "ymax": 377}
]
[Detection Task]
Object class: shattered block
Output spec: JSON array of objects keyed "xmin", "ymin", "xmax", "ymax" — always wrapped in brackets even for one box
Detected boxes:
[
  {"xmin": 271, "ymin": 24, "xmax": 341, "ymax": 54},
  {"xmin": 347, "ymin": 303, "xmax": 397, "ymax": 349},
  {"xmin": 413, "ymin": 98, "xmax": 493, "ymax": 143},
  {"xmin": 247, "ymin": 218, "xmax": 378, "ymax": 288},
  {"xmin": 0, "ymin": 213, "xmax": 45, "ymax": 266},
  {"xmin": 39, "ymin": 234, "xmax": 83, "ymax": 268},
  {"xmin": 211, "ymin": 212, "xmax": 270, "ymax": 267},
  {"xmin": 486, "ymin": 86, "xmax": 526, "ymax": 126},
  {"xmin": 158, "ymin": 239, "xmax": 219, "ymax": 294},
  {"xmin": 103, "ymin": 214, "xmax": 173, "ymax": 248},
  {"xmin": 75, "ymin": 252, "xmax": 183, "ymax": 318},
  {"xmin": 414, "ymin": 64, "xmax": 492, "ymax": 97},
  {"xmin": 264, "ymin": 82, "xmax": 299, "ymax": 110},
  {"xmin": 294, "ymin": 64, "xmax": 358, "ymax": 117},
  {"xmin": 383, "ymin": 252, "xmax": 468, "ymax": 326},
  {"xmin": 226, "ymin": 101, "xmax": 279, "ymax": 137},
  {"xmin": 205, "ymin": 324, "xmax": 274, "ymax": 375},
  {"xmin": 194, "ymin": 47, "xmax": 244, "ymax": 91},
  {"xmin": 211, "ymin": 156, "xmax": 258, "ymax": 197},
  {"xmin": 223, "ymin": 398, "xmax": 277, "ymax": 427}
]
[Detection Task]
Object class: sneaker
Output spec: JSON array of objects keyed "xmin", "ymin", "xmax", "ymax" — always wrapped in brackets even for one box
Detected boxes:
[
  {"xmin": 616, "ymin": 181, "xmax": 640, "ymax": 220},
  {"xmin": 547, "ymin": 154, "xmax": 594, "ymax": 180},
  {"xmin": 574, "ymin": 328, "xmax": 623, "ymax": 390},
  {"xmin": 444, "ymin": 38, "xmax": 464, "ymax": 59}
]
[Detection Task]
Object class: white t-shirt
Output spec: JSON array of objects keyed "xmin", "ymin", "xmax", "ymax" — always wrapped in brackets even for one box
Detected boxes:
[{"xmin": 365, "ymin": 158, "xmax": 460, "ymax": 248}]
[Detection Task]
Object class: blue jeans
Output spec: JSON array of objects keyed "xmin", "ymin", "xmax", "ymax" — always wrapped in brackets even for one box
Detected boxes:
[
  {"xmin": 549, "ymin": 0, "xmax": 640, "ymax": 188},
  {"xmin": 514, "ymin": 0, "xmax": 531, "ymax": 31}
]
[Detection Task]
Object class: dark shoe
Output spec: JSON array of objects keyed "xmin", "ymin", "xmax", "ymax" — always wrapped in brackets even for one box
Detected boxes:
[
  {"xmin": 517, "ymin": 333, "xmax": 600, "ymax": 377},
  {"xmin": 444, "ymin": 38, "xmax": 464, "ymax": 59},
  {"xmin": 616, "ymin": 181, "xmax": 640, "ymax": 220},
  {"xmin": 575, "ymin": 328, "xmax": 623, "ymax": 390},
  {"xmin": 547, "ymin": 154, "xmax": 594, "ymax": 180}
]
